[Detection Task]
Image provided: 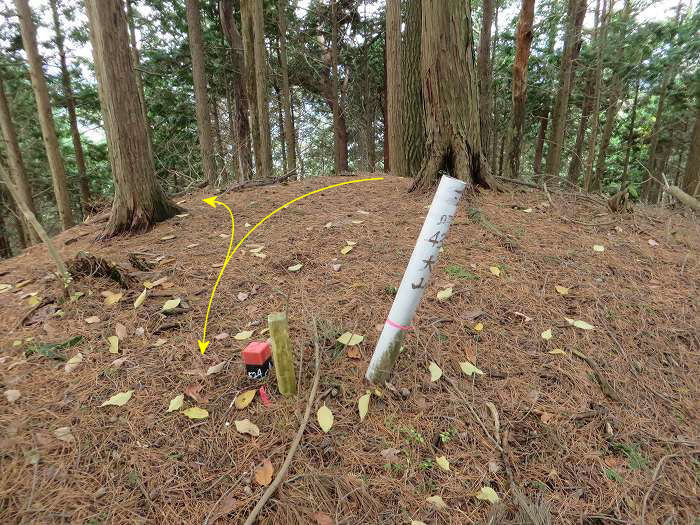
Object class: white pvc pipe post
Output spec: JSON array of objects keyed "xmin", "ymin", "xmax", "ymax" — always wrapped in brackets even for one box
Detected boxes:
[{"xmin": 366, "ymin": 175, "xmax": 466, "ymax": 384}]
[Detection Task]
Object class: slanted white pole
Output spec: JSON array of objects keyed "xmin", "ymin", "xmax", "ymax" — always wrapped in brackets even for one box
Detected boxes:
[{"xmin": 366, "ymin": 175, "xmax": 466, "ymax": 384}]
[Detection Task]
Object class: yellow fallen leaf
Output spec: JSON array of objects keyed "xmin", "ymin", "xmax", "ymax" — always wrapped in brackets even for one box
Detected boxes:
[
  {"xmin": 234, "ymin": 330, "xmax": 253, "ymax": 340},
  {"xmin": 340, "ymin": 245, "xmax": 354, "ymax": 255},
  {"xmin": 134, "ymin": 288, "xmax": 147, "ymax": 308},
  {"xmin": 288, "ymin": 263, "xmax": 303, "ymax": 272},
  {"xmin": 160, "ymin": 234, "xmax": 176, "ymax": 240},
  {"xmin": 593, "ymin": 244, "xmax": 605, "ymax": 252},
  {"xmin": 548, "ymin": 348, "xmax": 567, "ymax": 356},
  {"xmin": 541, "ymin": 328, "xmax": 553, "ymax": 341},
  {"xmin": 345, "ymin": 240, "xmax": 357, "ymax": 246},
  {"xmin": 564, "ymin": 318, "xmax": 595, "ymax": 330},
  {"xmin": 234, "ymin": 389, "xmax": 257, "ymax": 409},
  {"xmin": 207, "ymin": 362, "xmax": 225, "ymax": 375},
  {"xmin": 108, "ymin": 335, "xmax": 119, "ymax": 354},
  {"xmin": 167, "ymin": 394, "xmax": 184, "ymax": 412},
  {"xmin": 474, "ymin": 322, "xmax": 484, "ymax": 332},
  {"xmin": 317, "ymin": 404, "xmax": 334, "ymax": 432},
  {"xmin": 253, "ymin": 252, "xmax": 267, "ymax": 259},
  {"xmin": 85, "ymin": 315, "xmax": 100, "ymax": 324},
  {"xmin": 337, "ymin": 332, "xmax": 364, "ymax": 345},
  {"xmin": 358, "ymin": 392, "xmax": 371, "ymax": 421},
  {"xmin": 161, "ymin": 298, "xmax": 181, "ymax": 312},
  {"xmin": 235, "ymin": 418, "xmax": 260, "ymax": 436},
  {"xmin": 183, "ymin": 407, "xmax": 209, "ymax": 419},
  {"xmin": 428, "ymin": 361, "xmax": 442, "ymax": 382},
  {"xmin": 489, "ymin": 266, "xmax": 501, "ymax": 276},
  {"xmin": 459, "ymin": 361, "xmax": 484, "ymax": 376},
  {"xmin": 104, "ymin": 291, "xmax": 123, "ymax": 305},
  {"xmin": 64, "ymin": 352, "xmax": 83, "ymax": 373},
  {"xmin": 27, "ymin": 295, "xmax": 41, "ymax": 306},
  {"xmin": 435, "ymin": 456, "xmax": 450, "ymax": 471},
  {"xmin": 436, "ymin": 287, "xmax": 453, "ymax": 302},
  {"xmin": 426, "ymin": 495, "xmax": 448, "ymax": 510},
  {"xmin": 475, "ymin": 486, "xmax": 500, "ymax": 504},
  {"xmin": 555, "ymin": 285, "xmax": 569, "ymax": 296},
  {"xmin": 100, "ymin": 390, "xmax": 134, "ymax": 407}
]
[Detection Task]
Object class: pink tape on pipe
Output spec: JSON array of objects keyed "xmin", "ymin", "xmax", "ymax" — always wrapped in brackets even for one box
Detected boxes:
[{"xmin": 385, "ymin": 318, "xmax": 413, "ymax": 331}]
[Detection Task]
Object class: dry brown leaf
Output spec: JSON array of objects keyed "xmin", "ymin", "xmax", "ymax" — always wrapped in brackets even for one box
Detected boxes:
[
  {"xmin": 312, "ymin": 512, "xmax": 334, "ymax": 525},
  {"xmin": 540, "ymin": 412, "xmax": 554, "ymax": 424},
  {"xmin": 85, "ymin": 316, "xmax": 100, "ymax": 324},
  {"xmin": 380, "ymin": 448, "xmax": 401, "ymax": 462},
  {"xmin": 254, "ymin": 458, "xmax": 274, "ymax": 486},
  {"xmin": 115, "ymin": 323, "xmax": 127, "ymax": 340},
  {"xmin": 347, "ymin": 346, "xmax": 361, "ymax": 359},
  {"xmin": 184, "ymin": 384, "xmax": 208, "ymax": 404}
]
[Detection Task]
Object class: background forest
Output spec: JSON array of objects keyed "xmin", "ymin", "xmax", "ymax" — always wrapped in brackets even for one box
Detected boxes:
[{"xmin": 0, "ymin": 0, "xmax": 699, "ymax": 256}]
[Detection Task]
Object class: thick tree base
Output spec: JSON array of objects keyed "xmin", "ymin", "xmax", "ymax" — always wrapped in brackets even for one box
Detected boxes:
[
  {"xmin": 408, "ymin": 142, "xmax": 502, "ymax": 193},
  {"xmin": 100, "ymin": 197, "xmax": 183, "ymax": 239}
]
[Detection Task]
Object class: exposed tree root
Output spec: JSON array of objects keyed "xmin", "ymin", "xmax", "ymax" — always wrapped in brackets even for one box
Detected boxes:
[{"xmin": 67, "ymin": 251, "xmax": 135, "ymax": 289}]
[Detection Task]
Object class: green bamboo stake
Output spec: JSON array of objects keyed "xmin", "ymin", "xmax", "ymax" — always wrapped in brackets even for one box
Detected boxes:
[{"xmin": 268, "ymin": 311, "xmax": 296, "ymax": 397}]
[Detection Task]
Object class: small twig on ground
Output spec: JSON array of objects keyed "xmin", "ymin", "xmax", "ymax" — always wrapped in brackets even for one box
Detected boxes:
[
  {"xmin": 243, "ymin": 318, "xmax": 322, "ymax": 525},
  {"xmin": 559, "ymin": 216, "xmax": 616, "ymax": 227},
  {"xmin": 640, "ymin": 453, "xmax": 682, "ymax": 524},
  {"xmin": 572, "ymin": 349, "xmax": 622, "ymax": 402},
  {"xmin": 496, "ymin": 176, "xmax": 540, "ymax": 189}
]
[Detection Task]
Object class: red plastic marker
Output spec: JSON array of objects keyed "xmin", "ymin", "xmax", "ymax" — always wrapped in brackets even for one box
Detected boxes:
[
  {"xmin": 242, "ymin": 341, "xmax": 272, "ymax": 380},
  {"xmin": 258, "ymin": 386, "xmax": 270, "ymax": 407}
]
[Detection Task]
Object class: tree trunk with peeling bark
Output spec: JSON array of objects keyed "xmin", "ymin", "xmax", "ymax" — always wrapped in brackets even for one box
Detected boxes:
[
  {"xmin": 250, "ymin": 0, "xmax": 273, "ymax": 178},
  {"xmin": 682, "ymin": 102, "xmax": 700, "ymax": 196},
  {"xmin": 240, "ymin": 1, "xmax": 262, "ymax": 176},
  {"xmin": 409, "ymin": 0, "xmax": 498, "ymax": 192},
  {"xmin": 220, "ymin": 0, "xmax": 253, "ymax": 182},
  {"xmin": 502, "ymin": 0, "xmax": 535, "ymax": 180},
  {"xmin": 15, "ymin": 0, "xmax": 74, "ymax": 229},
  {"xmin": 85, "ymin": 0, "xmax": 179, "ymax": 237},
  {"xmin": 186, "ymin": 0, "xmax": 217, "ymax": 185}
]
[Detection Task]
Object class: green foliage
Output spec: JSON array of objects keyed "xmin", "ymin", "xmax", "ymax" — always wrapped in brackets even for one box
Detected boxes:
[{"xmin": 446, "ymin": 265, "xmax": 479, "ymax": 280}]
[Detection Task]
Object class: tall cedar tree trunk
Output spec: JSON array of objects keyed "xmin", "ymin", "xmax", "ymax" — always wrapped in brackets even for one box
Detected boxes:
[
  {"xmin": 186, "ymin": 0, "xmax": 217, "ymax": 185},
  {"xmin": 125, "ymin": 0, "xmax": 151, "ymax": 144},
  {"xmin": 382, "ymin": 48, "xmax": 389, "ymax": 171},
  {"xmin": 409, "ymin": 0, "xmax": 499, "ymax": 192},
  {"xmin": 0, "ymin": 190, "xmax": 11, "ymax": 257},
  {"xmin": 401, "ymin": 0, "xmax": 424, "ymax": 177},
  {"xmin": 15, "ymin": 0, "xmax": 74, "ymax": 229},
  {"xmin": 621, "ymin": 74, "xmax": 640, "ymax": 184},
  {"xmin": 250, "ymin": 0, "xmax": 273, "ymax": 178},
  {"xmin": 533, "ymin": 106, "xmax": 549, "ymax": 182},
  {"xmin": 543, "ymin": 0, "xmax": 586, "ymax": 181},
  {"xmin": 593, "ymin": 75, "xmax": 625, "ymax": 189},
  {"xmin": 583, "ymin": 0, "xmax": 609, "ymax": 191},
  {"xmin": 360, "ymin": 41, "xmax": 375, "ymax": 171},
  {"xmin": 567, "ymin": 0, "xmax": 600, "ymax": 185},
  {"xmin": 224, "ymin": 70, "xmax": 239, "ymax": 179},
  {"xmin": 329, "ymin": 0, "xmax": 348, "ymax": 173},
  {"xmin": 274, "ymin": 84, "xmax": 287, "ymax": 172},
  {"xmin": 502, "ymin": 0, "xmax": 535, "ymax": 180},
  {"xmin": 477, "ymin": 0, "xmax": 494, "ymax": 169},
  {"xmin": 85, "ymin": 0, "xmax": 179, "ymax": 237},
  {"xmin": 277, "ymin": 0, "xmax": 297, "ymax": 177},
  {"xmin": 212, "ymin": 97, "xmax": 225, "ymax": 165},
  {"xmin": 489, "ymin": 5, "xmax": 500, "ymax": 171},
  {"xmin": 220, "ymin": 3, "xmax": 253, "ymax": 181},
  {"xmin": 240, "ymin": 1, "xmax": 262, "ymax": 176},
  {"xmin": 386, "ymin": 0, "xmax": 404, "ymax": 177},
  {"xmin": 682, "ymin": 101, "xmax": 700, "ymax": 196},
  {"xmin": 50, "ymin": 0, "xmax": 90, "ymax": 213},
  {"xmin": 0, "ymin": 76, "xmax": 38, "ymax": 244}
]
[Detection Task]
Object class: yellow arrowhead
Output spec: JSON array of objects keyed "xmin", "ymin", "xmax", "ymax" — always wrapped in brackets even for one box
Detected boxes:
[
  {"xmin": 198, "ymin": 339, "xmax": 210, "ymax": 354},
  {"xmin": 202, "ymin": 196, "xmax": 219, "ymax": 208}
]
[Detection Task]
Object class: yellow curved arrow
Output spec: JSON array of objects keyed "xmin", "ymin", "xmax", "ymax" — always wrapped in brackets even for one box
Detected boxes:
[
  {"xmin": 198, "ymin": 196, "xmax": 234, "ymax": 353},
  {"xmin": 198, "ymin": 177, "xmax": 383, "ymax": 354}
]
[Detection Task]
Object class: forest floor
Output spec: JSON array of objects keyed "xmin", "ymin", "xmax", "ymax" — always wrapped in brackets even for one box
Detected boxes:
[{"xmin": 0, "ymin": 175, "xmax": 698, "ymax": 525}]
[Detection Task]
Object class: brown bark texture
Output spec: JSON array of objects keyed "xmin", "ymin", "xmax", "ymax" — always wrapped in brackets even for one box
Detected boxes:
[
  {"xmin": 220, "ymin": 0, "xmax": 254, "ymax": 181},
  {"xmin": 410, "ymin": 0, "xmax": 498, "ymax": 192},
  {"xmin": 401, "ymin": 0, "xmax": 424, "ymax": 177},
  {"xmin": 15, "ymin": 0, "xmax": 74, "ymax": 229},
  {"xmin": 621, "ymin": 75, "xmax": 640, "ymax": 184},
  {"xmin": 277, "ymin": 0, "xmax": 297, "ymax": 177},
  {"xmin": 477, "ymin": 0, "xmax": 495, "ymax": 168},
  {"xmin": 386, "ymin": 0, "xmax": 404, "ymax": 177},
  {"xmin": 250, "ymin": 0, "xmax": 273, "ymax": 178},
  {"xmin": 186, "ymin": 0, "xmax": 217, "ymax": 185},
  {"xmin": 50, "ymin": 0, "xmax": 90, "ymax": 210},
  {"xmin": 502, "ymin": 0, "xmax": 535, "ymax": 180},
  {"xmin": 329, "ymin": 0, "xmax": 348, "ymax": 174},
  {"xmin": 240, "ymin": 1, "xmax": 263, "ymax": 176},
  {"xmin": 682, "ymin": 102, "xmax": 700, "ymax": 196},
  {"xmin": 85, "ymin": 0, "xmax": 179, "ymax": 237},
  {"xmin": 0, "ymin": 76, "xmax": 38, "ymax": 244},
  {"xmin": 543, "ymin": 0, "xmax": 586, "ymax": 181}
]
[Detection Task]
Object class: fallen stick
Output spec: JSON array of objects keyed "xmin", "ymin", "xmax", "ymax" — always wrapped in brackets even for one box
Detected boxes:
[
  {"xmin": 572, "ymin": 349, "xmax": 622, "ymax": 402},
  {"xmin": 664, "ymin": 185, "xmax": 700, "ymax": 212},
  {"xmin": 640, "ymin": 453, "xmax": 682, "ymax": 524},
  {"xmin": 243, "ymin": 318, "xmax": 322, "ymax": 525}
]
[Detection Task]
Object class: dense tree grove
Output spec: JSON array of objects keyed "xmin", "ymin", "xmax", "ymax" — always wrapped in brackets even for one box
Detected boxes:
[{"xmin": 0, "ymin": 0, "xmax": 698, "ymax": 254}]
